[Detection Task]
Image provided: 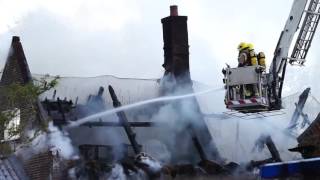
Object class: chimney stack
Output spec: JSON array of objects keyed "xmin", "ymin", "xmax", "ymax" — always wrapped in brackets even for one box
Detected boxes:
[
  {"xmin": 161, "ymin": 5, "xmax": 191, "ymax": 84},
  {"xmin": 160, "ymin": 6, "xmax": 222, "ymax": 162},
  {"xmin": 170, "ymin": 5, "xmax": 178, "ymax": 16},
  {"xmin": 12, "ymin": 36, "xmax": 20, "ymax": 43}
]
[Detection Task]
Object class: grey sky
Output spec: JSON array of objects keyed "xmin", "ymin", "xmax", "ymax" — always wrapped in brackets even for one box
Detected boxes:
[{"xmin": 0, "ymin": 0, "xmax": 319, "ymax": 95}]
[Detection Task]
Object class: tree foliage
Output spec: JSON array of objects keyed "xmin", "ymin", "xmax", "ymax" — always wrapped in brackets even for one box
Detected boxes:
[{"xmin": 0, "ymin": 75, "xmax": 59, "ymax": 142}]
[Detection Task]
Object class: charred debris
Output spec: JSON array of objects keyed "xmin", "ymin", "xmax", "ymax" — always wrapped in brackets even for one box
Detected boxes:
[{"xmin": 0, "ymin": 5, "xmax": 320, "ymax": 180}]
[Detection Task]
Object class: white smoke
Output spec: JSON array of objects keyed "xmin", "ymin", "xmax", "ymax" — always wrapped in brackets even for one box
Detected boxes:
[
  {"xmin": 143, "ymin": 139, "xmax": 171, "ymax": 163},
  {"xmin": 48, "ymin": 122, "xmax": 77, "ymax": 159},
  {"xmin": 140, "ymin": 157, "xmax": 162, "ymax": 173},
  {"xmin": 14, "ymin": 122, "xmax": 77, "ymax": 161},
  {"xmin": 108, "ymin": 164, "xmax": 127, "ymax": 180}
]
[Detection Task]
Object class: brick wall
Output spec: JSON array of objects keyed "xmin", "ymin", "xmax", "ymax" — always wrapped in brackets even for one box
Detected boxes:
[
  {"xmin": 24, "ymin": 151, "xmax": 53, "ymax": 180},
  {"xmin": 23, "ymin": 150, "xmax": 68, "ymax": 180}
]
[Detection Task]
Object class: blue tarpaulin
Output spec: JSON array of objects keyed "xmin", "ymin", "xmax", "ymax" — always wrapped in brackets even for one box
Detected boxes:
[{"xmin": 260, "ymin": 157, "xmax": 320, "ymax": 178}]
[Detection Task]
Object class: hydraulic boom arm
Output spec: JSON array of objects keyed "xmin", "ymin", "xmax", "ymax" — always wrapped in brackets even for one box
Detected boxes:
[{"xmin": 269, "ymin": 0, "xmax": 320, "ymax": 109}]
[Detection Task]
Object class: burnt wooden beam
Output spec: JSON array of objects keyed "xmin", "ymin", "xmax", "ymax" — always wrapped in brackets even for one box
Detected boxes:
[
  {"xmin": 248, "ymin": 135, "xmax": 282, "ymax": 169},
  {"xmin": 189, "ymin": 126, "xmax": 207, "ymax": 161},
  {"xmin": 108, "ymin": 85, "xmax": 142, "ymax": 154},
  {"xmin": 265, "ymin": 135, "xmax": 282, "ymax": 162},
  {"xmin": 57, "ymin": 97, "xmax": 66, "ymax": 124}
]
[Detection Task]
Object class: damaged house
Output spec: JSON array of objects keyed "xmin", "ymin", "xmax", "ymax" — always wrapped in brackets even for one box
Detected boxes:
[
  {"xmin": 0, "ymin": 36, "xmax": 63, "ymax": 179},
  {"xmin": 0, "ymin": 6, "xmax": 226, "ymax": 179},
  {"xmin": 1, "ymin": 5, "xmax": 320, "ymax": 180}
]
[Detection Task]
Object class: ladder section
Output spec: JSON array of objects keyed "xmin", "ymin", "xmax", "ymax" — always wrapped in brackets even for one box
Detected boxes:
[{"xmin": 290, "ymin": 0, "xmax": 320, "ymax": 65}]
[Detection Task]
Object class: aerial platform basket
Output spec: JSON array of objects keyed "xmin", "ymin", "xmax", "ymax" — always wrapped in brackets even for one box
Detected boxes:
[{"xmin": 223, "ymin": 65, "xmax": 270, "ymax": 113}]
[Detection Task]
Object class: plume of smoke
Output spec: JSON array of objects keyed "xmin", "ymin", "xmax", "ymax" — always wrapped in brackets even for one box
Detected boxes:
[
  {"xmin": 139, "ymin": 73, "xmax": 217, "ymax": 164},
  {"xmin": 144, "ymin": 103, "xmax": 198, "ymax": 164},
  {"xmin": 48, "ymin": 122, "xmax": 77, "ymax": 159},
  {"xmin": 14, "ymin": 122, "xmax": 78, "ymax": 161}
]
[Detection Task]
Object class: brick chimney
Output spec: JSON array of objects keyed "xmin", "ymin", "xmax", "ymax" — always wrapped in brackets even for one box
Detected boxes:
[
  {"xmin": 161, "ymin": 5, "xmax": 191, "ymax": 85},
  {"xmin": 160, "ymin": 7, "xmax": 221, "ymax": 162}
]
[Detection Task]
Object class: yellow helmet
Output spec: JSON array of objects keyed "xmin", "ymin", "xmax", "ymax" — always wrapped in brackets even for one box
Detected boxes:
[
  {"xmin": 247, "ymin": 43, "xmax": 254, "ymax": 50},
  {"xmin": 237, "ymin": 42, "xmax": 248, "ymax": 51}
]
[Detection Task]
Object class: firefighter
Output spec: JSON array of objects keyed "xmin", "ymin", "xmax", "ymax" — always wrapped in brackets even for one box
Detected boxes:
[
  {"xmin": 237, "ymin": 42, "xmax": 259, "ymax": 98},
  {"xmin": 247, "ymin": 43, "xmax": 258, "ymax": 66},
  {"xmin": 227, "ymin": 42, "xmax": 247, "ymax": 100},
  {"xmin": 237, "ymin": 42, "xmax": 249, "ymax": 67}
]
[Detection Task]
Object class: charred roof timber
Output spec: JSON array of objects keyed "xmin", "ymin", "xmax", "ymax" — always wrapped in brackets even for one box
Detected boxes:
[
  {"xmin": 108, "ymin": 85, "xmax": 142, "ymax": 154},
  {"xmin": 42, "ymin": 97, "xmax": 75, "ymax": 126},
  {"xmin": 287, "ymin": 87, "xmax": 311, "ymax": 130},
  {"xmin": 161, "ymin": 5, "xmax": 191, "ymax": 84}
]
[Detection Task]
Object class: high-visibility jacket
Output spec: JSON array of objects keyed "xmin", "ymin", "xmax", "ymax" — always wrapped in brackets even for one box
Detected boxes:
[{"xmin": 238, "ymin": 48, "xmax": 257, "ymax": 67}]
